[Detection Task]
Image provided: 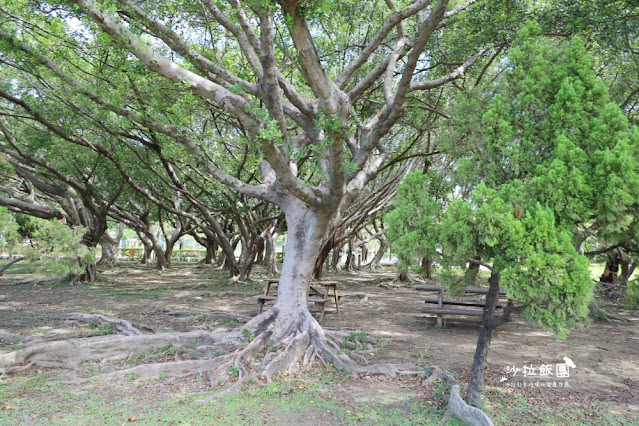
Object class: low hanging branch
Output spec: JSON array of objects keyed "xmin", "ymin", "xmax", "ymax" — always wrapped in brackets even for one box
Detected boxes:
[{"xmin": 0, "ymin": 256, "xmax": 24, "ymax": 276}]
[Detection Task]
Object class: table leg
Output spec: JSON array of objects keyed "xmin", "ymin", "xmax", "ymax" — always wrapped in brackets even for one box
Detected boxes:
[
  {"xmin": 333, "ymin": 285, "xmax": 339, "ymax": 313},
  {"xmin": 437, "ymin": 290, "xmax": 443, "ymax": 328}
]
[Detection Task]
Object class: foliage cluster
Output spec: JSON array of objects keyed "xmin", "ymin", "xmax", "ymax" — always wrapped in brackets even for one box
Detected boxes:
[
  {"xmin": 0, "ymin": 207, "xmax": 97, "ymax": 278},
  {"xmin": 387, "ymin": 21, "xmax": 638, "ymax": 337}
]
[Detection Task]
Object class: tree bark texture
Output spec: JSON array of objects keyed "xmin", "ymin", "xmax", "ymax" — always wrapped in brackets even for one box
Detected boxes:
[
  {"xmin": 466, "ymin": 272, "xmax": 501, "ymax": 407},
  {"xmin": 367, "ymin": 238, "xmax": 387, "ymax": 269}
]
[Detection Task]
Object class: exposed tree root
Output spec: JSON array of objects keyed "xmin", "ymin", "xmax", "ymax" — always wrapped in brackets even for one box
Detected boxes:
[
  {"xmin": 60, "ymin": 313, "xmax": 144, "ymax": 336},
  {"xmin": 69, "ymin": 356, "xmax": 235, "ymax": 384},
  {"xmin": 0, "ymin": 329, "xmax": 43, "ymax": 345},
  {"xmin": 14, "ymin": 275, "xmax": 59, "ymax": 285},
  {"xmin": 423, "ymin": 366, "xmax": 494, "ymax": 426},
  {"xmin": 588, "ymin": 300, "xmax": 629, "ymax": 322},
  {"xmin": 163, "ymin": 310, "xmax": 252, "ymax": 323},
  {"xmin": 1, "ymin": 308, "xmax": 421, "ymax": 400},
  {"xmin": 0, "ymin": 330, "xmax": 242, "ymax": 373}
]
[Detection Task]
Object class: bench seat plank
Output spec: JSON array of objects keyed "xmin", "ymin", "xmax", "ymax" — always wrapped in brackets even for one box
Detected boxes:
[
  {"xmin": 421, "ymin": 307, "xmax": 502, "ymax": 317},
  {"xmin": 424, "ymin": 299, "xmax": 504, "ymax": 309},
  {"xmin": 255, "ymin": 295, "xmax": 278, "ymax": 301},
  {"xmin": 415, "ymin": 285, "xmax": 506, "ymax": 295}
]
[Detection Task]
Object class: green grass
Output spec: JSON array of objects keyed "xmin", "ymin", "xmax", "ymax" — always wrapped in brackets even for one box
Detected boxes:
[
  {"xmin": 482, "ymin": 386, "xmax": 638, "ymax": 425},
  {"xmin": 589, "ymin": 262, "xmax": 639, "ymax": 282},
  {"xmin": 4, "ymin": 371, "xmax": 633, "ymax": 426},
  {"xmin": 0, "ymin": 258, "xmax": 43, "ymax": 276},
  {"xmin": 0, "ymin": 372, "xmax": 455, "ymax": 426}
]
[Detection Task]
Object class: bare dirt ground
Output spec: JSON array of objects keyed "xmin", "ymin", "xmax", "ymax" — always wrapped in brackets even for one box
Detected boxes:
[{"xmin": 1, "ymin": 263, "xmax": 638, "ymax": 425}]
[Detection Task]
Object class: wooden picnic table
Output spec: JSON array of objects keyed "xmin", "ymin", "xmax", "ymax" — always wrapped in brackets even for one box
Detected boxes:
[
  {"xmin": 416, "ymin": 284, "xmax": 508, "ymax": 327},
  {"xmin": 255, "ymin": 279, "xmax": 340, "ymax": 322}
]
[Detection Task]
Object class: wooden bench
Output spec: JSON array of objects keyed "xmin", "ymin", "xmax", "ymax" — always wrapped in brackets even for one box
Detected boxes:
[
  {"xmin": 255, "ymin": 279, "xmax": 338, "ymax": 323},
  {"xmin": 423, "ymin": 299, "xmax": 504, "ymax": 309},
  {"xmin": 416, "ymin": 284, "xmax": 507, "ymax": 327},
  {"xmin": 255, "ymin": 295, "xmax": 278, "ymax": 308},
  {"xmin": 421, "ymin": 307, "xmax": 502, "ymax": 317}
]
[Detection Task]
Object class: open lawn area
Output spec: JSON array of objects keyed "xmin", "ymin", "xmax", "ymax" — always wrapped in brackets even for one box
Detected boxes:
[{"xmin": 1, "ymin": 262, "xmax": 638, "ymax": 425}]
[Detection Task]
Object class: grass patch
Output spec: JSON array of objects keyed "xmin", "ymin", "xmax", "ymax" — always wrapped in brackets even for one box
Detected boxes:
[
  {"xmin": 0, "ymin": 371, "xmax": 455, "ymax": 426},
  {"xmin": 482, "ymin": 386, "xmax": 636, "ymax": 425},
  {"xmin": 0, "ymin": 259, "xmax": 57, "ymax": 276}
]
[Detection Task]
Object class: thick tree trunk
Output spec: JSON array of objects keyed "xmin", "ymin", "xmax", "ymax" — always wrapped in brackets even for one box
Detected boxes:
[
  {"xmin": 273, "ymin": 205, "xmax": 329, "ymax": 317},
  {"xmin": 152, "ymin": 240, "xmax": 170, "ymax": 270},
  {"xmin": 330, "ymin": 243, "xmax": 343, "ymax": 271},
  {"xmin": 397, "ymin": 270, "xmax": 410, "ymax": 282},
  {"xmin": 361, "ymin": 244, "xmax": 368, "ymax": 265},
  {"xmin": 74, "ymin": 221, "xmax": 107, "ymax": 283},
  {"xmin": 143, "ymin": 231, "xmax": 169, "ymax": 270},
  {"xmin": 192, "ymin": 232, "xmax": 218, "ymax": 265},
  {"xmin": 237, "ymin": 244, "xmax": 255, "ymax": 280},
  {"xmin": 212, "ymin": 220, "xmax": 240, "ymax": 276},
  {"xmin": 98, "ymin": 234, "xmax": 119, "ymax": 267},
  {"xmin": 136, "ymin": 230, "xmax": 153, "ymax": 265},
  {"xmin": 164, "ymin": 242, "xmax": 175, "ymax": 265},
  {"xmin": 420, "ymin": 256, "xmax": 432, "ymax": 279},
  {"xmin": 313, "ymin": 237, "xmax": 334, "ymax": 279},
  {"xmin": 367, "ymin": 238, "xmax": 387, "ymax": 269},
  {"xmin": 264, "ymin": 232, "xmax": 279, "ymax": 276},
  {"xmin": 255, "ymin": 237, "xmax": 265, "ymax": 265},
  {"xmin": 221, "ymin": 238, "xmax": 240, "ymax": 273},
  {"xmin": 140, "ymin": 242, "xmax": 152, "ymax": 264},
  {"xmin": 217, "ymin": 249, "xmax": 226, "ymax": 267},
  {"xmin": 238, "ymin": 231, "xmax": 262, "ymax": 280},
  {"xmin": 81, "ymin": 262, "xmax": 98, "ymax": 282},
  {"xmin": 344, "ymin": 238, "xmax": 355, "ymax": 271},
  {"xmin": 600, "ymin": 255, "xmax": 620, "ymax": 283},
  {"xmin": 466, "ymin": 272, "xmax": 501, "ymax": 407},
  {"xmin": 203, "ymin": 239, "xmax": 217, "ymax": 264},
  {"xmin": 98, "ymin": 222, "xmax": 124, "ymax": 268}
]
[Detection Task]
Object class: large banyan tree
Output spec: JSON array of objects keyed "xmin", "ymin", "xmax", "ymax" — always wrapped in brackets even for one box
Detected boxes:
[{"xmin": 0, "ymin": 0, "xmax": 504, "ymax": 393}]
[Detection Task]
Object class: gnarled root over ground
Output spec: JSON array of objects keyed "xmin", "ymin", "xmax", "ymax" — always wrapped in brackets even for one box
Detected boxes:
[
  {"xmin": 422, "ymin": 366, "xmax": 495, "ymax": 426},
  {"xmin": 0, "ymin": 308, "xmax": 420, "ymax": 400}
]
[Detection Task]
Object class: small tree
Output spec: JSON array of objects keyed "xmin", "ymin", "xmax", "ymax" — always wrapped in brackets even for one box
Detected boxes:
[
  {"xmin": 435, "ymin": 185, "xmax": 593, "ymax": 405},
  {"xmin": 413, "ymin": 21, "xmax": 638, "ymax": 406},
  {"xmin": 1, "ymin": 213, "xmax": 98, "ymax": 281},
  {"xmin": 24, "ymin": 219, "xmax": 99, "ymax": 281},
  {"xmin": 385, "ymin": 170, "xmax": 447, "ymax": 280}
]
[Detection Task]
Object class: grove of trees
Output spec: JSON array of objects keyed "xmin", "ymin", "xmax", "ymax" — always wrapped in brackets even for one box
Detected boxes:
[{"xmin": 0, "ymin": 0, "xmax": 637, "ymax": 415}]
